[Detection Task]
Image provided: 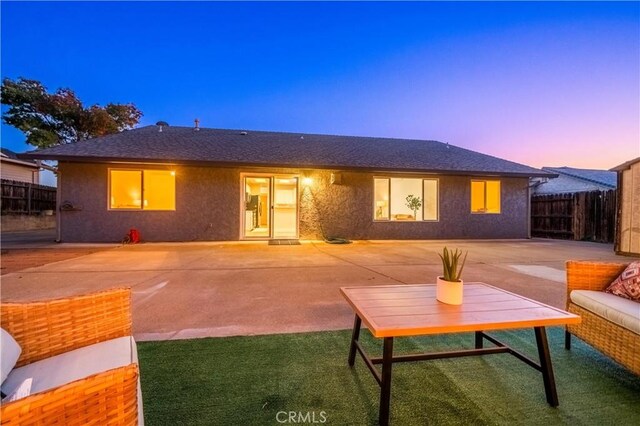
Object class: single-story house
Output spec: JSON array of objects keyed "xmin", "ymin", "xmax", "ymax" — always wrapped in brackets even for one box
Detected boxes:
[
  {"xmin": 531, "ymin": 166, "xmax": 617, "ymax": 195},
  {"xmin": 611, "ymin": 157, "xmax": 640, "ymax": 256},
  {"xmin": 1, "ymin": 148, "xmax": 41, "ymax": 184},
  {"xmin": 22, "ymin": 123, "xmax": 554, "ymax": 242}
]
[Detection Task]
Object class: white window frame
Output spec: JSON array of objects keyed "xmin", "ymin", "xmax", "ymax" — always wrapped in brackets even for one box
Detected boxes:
[
  {"xmin": 373, "ymin": 177, "xmax": 439, "ymax": 222},
  {"xmin": 239, "ymin": 172, "xmax": 300, "ymax": 240}
]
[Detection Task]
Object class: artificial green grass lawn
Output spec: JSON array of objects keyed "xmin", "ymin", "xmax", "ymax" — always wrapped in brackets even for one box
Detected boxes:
[{"xmin": 138, "ymin": 328, "xmax": 640, "ymax": 425}]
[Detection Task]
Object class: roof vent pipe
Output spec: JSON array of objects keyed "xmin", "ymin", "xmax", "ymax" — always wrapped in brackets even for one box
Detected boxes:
[
  {"xmin": 194, "ymin": 118, "xmax": 200, "ymax": 131},
  {"xmin": 156, "ymin": 121, "xmax": 169, "ymax": 132}
]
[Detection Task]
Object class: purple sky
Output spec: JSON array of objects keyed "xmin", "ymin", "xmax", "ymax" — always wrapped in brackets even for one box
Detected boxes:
[{"xmin": 2, "ymin": 1, "xmax": 639, "ymax": 169}]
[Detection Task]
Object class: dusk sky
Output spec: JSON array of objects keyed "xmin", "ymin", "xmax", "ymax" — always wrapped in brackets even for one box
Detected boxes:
[{"xmin": 2, "ymin": 1, "xmax": 639, "ymax": 170}]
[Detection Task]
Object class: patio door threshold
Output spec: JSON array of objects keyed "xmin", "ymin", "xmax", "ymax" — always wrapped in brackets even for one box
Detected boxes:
[{"xmin": 268, "ymin": 239, "xmax": 301, "ymax": 246}]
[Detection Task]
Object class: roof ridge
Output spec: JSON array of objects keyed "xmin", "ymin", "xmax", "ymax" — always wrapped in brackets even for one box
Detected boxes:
[{"xmin": 143, "ymin": 124, "xmax": 448, "ymax": 145}]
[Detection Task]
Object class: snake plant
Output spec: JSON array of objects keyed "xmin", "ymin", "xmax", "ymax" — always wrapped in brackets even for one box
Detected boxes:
[{"xmin": 438, "ymin": 247, "xmax": 468, "ymax": 282}]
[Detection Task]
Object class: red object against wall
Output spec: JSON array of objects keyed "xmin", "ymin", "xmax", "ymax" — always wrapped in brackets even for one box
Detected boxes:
[{"xmin": 128, "ymin": 228, "xmax": 140, "ymax": 244}]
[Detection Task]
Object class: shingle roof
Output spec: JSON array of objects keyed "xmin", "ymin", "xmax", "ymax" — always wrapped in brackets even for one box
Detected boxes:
[
  {"xmin": 2, "ymin": 148, "xmax": 34, "ymax": 162},
  {"xmin": 543, "ymin": 167, "xmax": 617, "ymax": 187},
  {"xmin": 1, "ymin": 148, "xmax": 38, "ymax": 167},
  {"xmin": 21, "ymin": 125, "xmax": 552, "ymax": 177},
  {"xmin": 532, "ymin": 166, "xmax": 617, "ymax": 195}
]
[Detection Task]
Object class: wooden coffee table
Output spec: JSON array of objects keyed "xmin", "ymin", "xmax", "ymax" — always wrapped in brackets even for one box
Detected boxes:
[{"xmin": 340, "ymin": 283, "xmax": 581, "ymax": 426}]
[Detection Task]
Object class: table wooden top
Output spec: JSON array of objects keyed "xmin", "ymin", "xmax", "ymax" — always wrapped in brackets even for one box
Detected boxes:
[{"xmin": 340, "ymin": 283, "xmax": 581, "ymax": 338}]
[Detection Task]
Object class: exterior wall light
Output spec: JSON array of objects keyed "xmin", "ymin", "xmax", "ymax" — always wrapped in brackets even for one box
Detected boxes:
[{"xmin": 302, "ymin": 177, "xmax": 313, "ymax": 186}]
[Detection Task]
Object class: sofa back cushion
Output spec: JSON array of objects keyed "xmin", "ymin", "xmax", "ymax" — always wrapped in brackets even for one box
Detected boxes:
[
  {"xmin": 1, "ymin": 329, "xmax": 22, "ymax": 384},
  {"xmin": 605, "ymin": 261, "xmax": 640, "ymax": 301}
]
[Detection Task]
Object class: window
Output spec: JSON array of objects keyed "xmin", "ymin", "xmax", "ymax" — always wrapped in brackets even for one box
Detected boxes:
[
  {"xmin": 374, "ymin": 178, "xmax": 390, "ymax": 220},
  {"xmin": 471, "ymin": 180, "xmax": 500, "ymax": 213},
  {"xmin": 109, "ymin": 169, "xmax": 176, "ymax": 210},
  {"xmin": 373, "ymin": 178, "xmax": 439, "ymax": 221}
]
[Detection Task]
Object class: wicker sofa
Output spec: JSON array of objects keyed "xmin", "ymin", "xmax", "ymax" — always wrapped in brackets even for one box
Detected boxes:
[
  {"xmin": 1, "ymin": 288, "xmax": 143, "ymax": 425},
  {"xmin": 565, "ymin": 261, "xmax": 640, "ymax": 375}
]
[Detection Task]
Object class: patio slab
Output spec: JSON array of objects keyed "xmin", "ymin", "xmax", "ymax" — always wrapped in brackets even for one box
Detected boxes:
[
  {"xmin": 0, "ymin": 239, "xmax": 627, "ymax": 341},
  {"xmin": 1, "ymin": 229, "xmax": 120, "ymax": 275}
]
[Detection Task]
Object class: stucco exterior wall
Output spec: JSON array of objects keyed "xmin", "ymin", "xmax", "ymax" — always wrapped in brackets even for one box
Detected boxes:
[
  {"xmin": 59, "ymin": 162, "xmax": 529, "ymax": 242},
  {"xmin": 298, "ymin": 170, "xmax": 529, "ymax": 240},
  {"xmin": 59, "ymin": 162, "xmax": 239, "ymax": 242}
]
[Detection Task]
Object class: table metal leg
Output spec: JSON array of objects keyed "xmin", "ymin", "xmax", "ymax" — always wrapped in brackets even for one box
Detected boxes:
[
  {"xmin": 475, "ymin": 331, "xmax": 484, "ymax": 349},
  {"xmin": 379, "ymin": 337, "xmax": 394, "ymax": 426},
  {"xmin": 564, "ymin": 329, "xmax": 571, "ymax": 350},
  {"xmin": 348, "ymin": 320, "xmax": 561, "ymax": 423},
  {"xmin": 348, "ymin": 314, "xmax": 362, "ymax": 367},
  {"xmin": 534, "ymin": 326, "xmax": 558, "ymax": 407}
]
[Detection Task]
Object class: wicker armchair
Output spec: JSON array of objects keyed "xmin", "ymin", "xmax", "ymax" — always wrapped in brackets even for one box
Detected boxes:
[
  {"xmin": 565, "ymin": 261, "xmax": 640, "ymax": 375},
  {"xmin": 1, "ymin": 288, "xmax": 140, "ymax": 425}
]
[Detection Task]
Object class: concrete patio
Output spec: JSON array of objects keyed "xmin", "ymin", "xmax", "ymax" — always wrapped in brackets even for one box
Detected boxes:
[{"xmin": 0, "ymin": 239, "xmax": 627, "ymax": 341}]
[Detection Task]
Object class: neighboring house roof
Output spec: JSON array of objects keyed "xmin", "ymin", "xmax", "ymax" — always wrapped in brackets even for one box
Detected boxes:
[
  {"xmin": 21, "ymin": 125, "xmax": 552, "ymax": 177},
  {"xmin": 532, "ymin": 166, "xmax": 617, "ymax": 195},
  {"xmin": 1, "ymin": 148, "xmax": 39, "ymax": 169},
  {"xmin": 611, "ymin": 157, "xmax": 640, "ymax": 172}
]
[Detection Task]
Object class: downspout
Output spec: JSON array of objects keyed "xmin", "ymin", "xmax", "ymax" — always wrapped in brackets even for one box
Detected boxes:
[
  {"xmin": 527, "ymin": 179, "xmax": 534, "ymax": 239},
  {"xmin": 55, "ymin": 169, "xmax": 62, "ymax": 243}
]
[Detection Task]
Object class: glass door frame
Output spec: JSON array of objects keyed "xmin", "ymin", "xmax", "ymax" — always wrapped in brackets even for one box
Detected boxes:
[{"xmin": 240, "ymin": 172, "xmax": 300, "ymax": 240}]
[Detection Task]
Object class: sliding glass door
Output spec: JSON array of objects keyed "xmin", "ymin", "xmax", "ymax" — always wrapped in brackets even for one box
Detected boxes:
[
  {"xmin": 273, "ymin": 177, "xmax": 298, "ymax": 238},
  {"xmin": 242, "ymin": 175, "xmax": 298, "ymax": 239}
]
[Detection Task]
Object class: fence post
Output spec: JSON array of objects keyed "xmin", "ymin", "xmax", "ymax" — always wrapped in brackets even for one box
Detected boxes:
[
  {"xmin": 27, "ymin": 183, "xmax": 32, "ymax": 215},
  {"xmin": 1, "ymin": 179, "xmax": 56, "ymax": 214}
]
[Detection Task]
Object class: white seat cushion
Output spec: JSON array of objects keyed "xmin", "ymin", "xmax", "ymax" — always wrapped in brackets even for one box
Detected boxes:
[
  {"xmin": 1, "ymin": 336, "xmax": 144, "ymax": 425},
  {"xmin": 1, "ymin": 328, "xmax": 22, "ymax": 384},
  {"xmin": 571, "ymin": 290, "xmax": 640, "ymax": 335}
]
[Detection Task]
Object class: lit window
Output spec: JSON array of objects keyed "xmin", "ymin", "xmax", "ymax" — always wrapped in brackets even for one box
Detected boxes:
[
  {"xmin": 374, "ymin": 178, "xmax": 390, "ymax": 220},
  {"xmin": 422, "ymin": 179, "xmax": 438, "ymax": 220},
  {"xmin": 110, "ymin": 170, "xmax": 142, "ymax": 209},
  {"xmin": 110, "ymin": 169, "xmax": 175, "ymax": 210},
  {"xmin": 144, "ymin": 170, "xmax": 176, "ymax": 210},
  {"xmin": 374, "ymin": 178, "xmax": 439, "ymax": 221},
  {"xmin": 471, "ymin": 180, "xmax": 500, "ymax": 213}
]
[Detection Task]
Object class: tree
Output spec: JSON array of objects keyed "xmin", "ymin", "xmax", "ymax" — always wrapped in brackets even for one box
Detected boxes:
[{"xmin": 1, "ymin": 77, "xmax": 143, "ymax": 149}]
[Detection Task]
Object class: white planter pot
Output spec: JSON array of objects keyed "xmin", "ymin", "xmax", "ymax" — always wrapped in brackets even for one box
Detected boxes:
[{"xmin": 436, "ymin": 276, "xmax": 463, "ymax": 305}]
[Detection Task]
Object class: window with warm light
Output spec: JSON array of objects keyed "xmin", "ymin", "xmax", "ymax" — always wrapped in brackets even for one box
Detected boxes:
[
  {"xmin": 373, "ymin": 178, "xmax": 439, "ymax": 221},
  {"xmin": 470, "ymin": 180, "xmax": 500, "ymax": 214},
  {"xmin": 109, "ymin": 170, "xmax": 175, "ymax": 210},
  {"xmin": 374, "ymin": 178, "xmax": 390, "ymax": 220}
]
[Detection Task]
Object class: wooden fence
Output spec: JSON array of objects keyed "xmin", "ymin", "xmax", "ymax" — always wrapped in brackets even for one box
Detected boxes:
[
  {"xmin": 1, "ymin": 179, "xmax": 57, "ymax": 214},
  {"xmin": 531, "ymin": 190, "xmax": 617, "ymax": 243}
]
